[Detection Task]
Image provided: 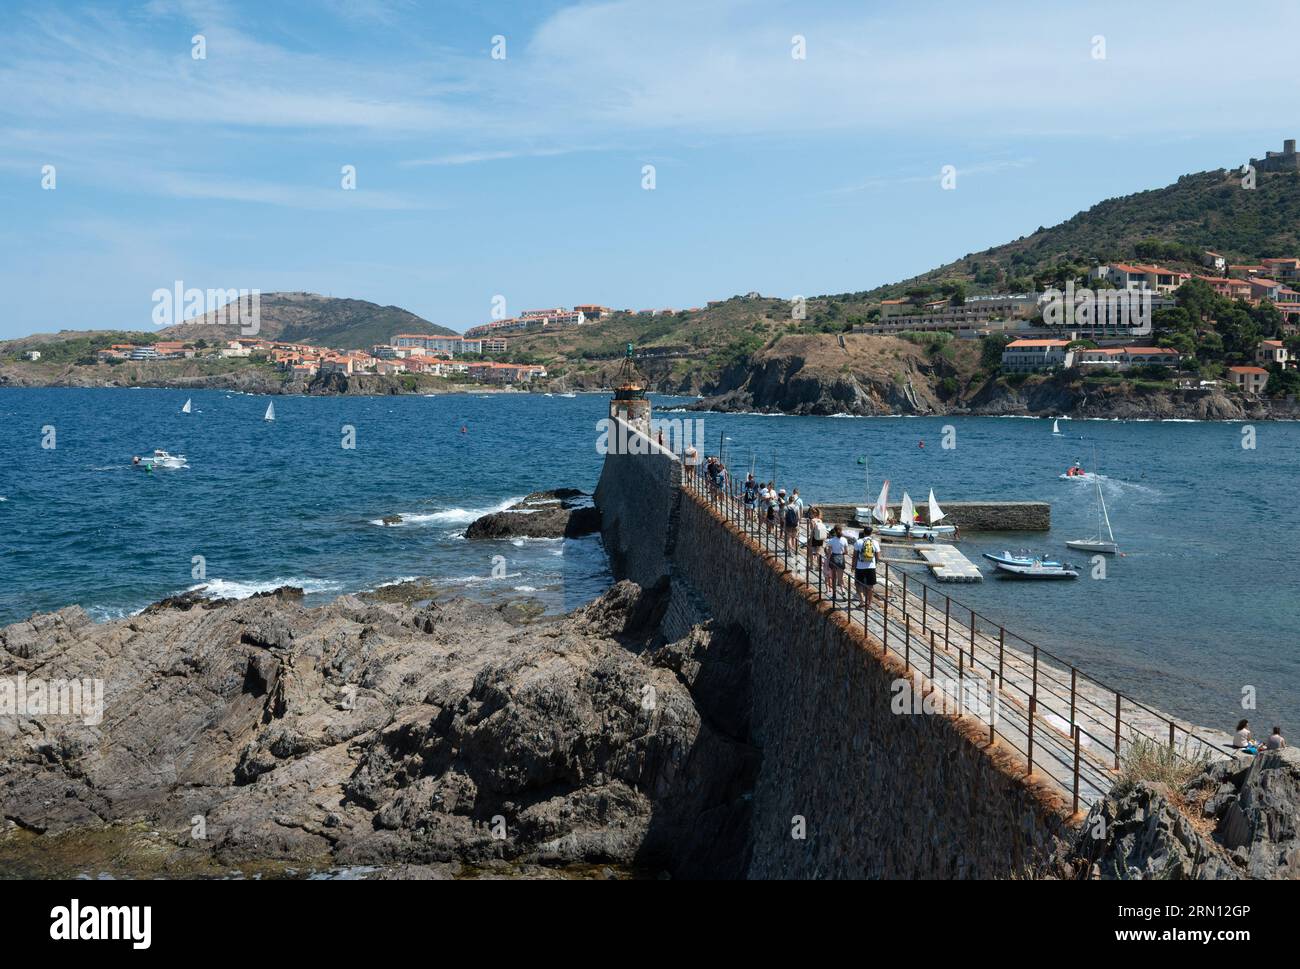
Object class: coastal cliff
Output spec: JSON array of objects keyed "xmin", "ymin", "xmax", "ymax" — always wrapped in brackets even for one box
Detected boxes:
[{"xmin": 686, "ymin": 335, "xmax": 1296, "ymax": 420}]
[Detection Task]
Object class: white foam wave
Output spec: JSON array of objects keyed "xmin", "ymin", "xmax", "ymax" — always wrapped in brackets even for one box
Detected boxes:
[
  {"xmin": 188, "ymin": 577, "xmax": 344, "ymax": 599},
  {"xmin": 369, "ymin": 496, "xmax": 524, "ymax": 528}
]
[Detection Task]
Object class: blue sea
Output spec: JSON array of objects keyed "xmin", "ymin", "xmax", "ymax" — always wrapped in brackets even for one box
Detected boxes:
[{"xmin": 1, "ymin": 387, "xmax": 1296, "ymax": 733}]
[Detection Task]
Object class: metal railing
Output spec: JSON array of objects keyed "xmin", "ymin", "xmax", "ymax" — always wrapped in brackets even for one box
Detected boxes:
[{"xmin": 688, "ymin": 471, "xmax": 1224, "ymax": 813}]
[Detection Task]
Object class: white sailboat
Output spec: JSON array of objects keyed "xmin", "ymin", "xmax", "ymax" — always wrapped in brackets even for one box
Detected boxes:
[
  {"xmin": 1052, "ymin": 418, "xmax": 1061, "ymax": 435},
  {"xmin": 873, "ymin": 479, "xmax": 891, "ymax": 522},
  {"xmin": 928, "ymin": 489, "xmax": 944, "ymax": 525},
  {"xmin": 854, "ymin": 479, "xmax": 889, "ymax": 526},
  {"xmin": 1066, "ymin": 459, "xmax": 1118, "ymax": 554},
  {"xmin": 182, "ymin": 398, "xmax": 192, "ymax": 414},
  {"xmin": 900, "ymin": 491, "xmax": 915, "ymax": 526},
  {"xmin": 264, "ymin": 401, "xmax": 275, "ymax": 422},
  {"xmin": 875, "ymin": 491, "xmax": 919, "ymax": 539}
]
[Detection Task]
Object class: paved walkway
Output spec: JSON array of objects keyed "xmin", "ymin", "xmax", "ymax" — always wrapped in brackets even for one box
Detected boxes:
[{"xmin": 695, "ymin": 486, "xmax": 1229, "ymax": 811}]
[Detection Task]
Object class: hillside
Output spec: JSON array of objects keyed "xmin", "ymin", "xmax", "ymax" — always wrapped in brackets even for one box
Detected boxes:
[
  {"xmin": 823, "ymin": 166, "xmax": 1300, "ymax": 301},
  {"xmin": 157, "ymin": 291, "xmax": 457, "ymax": 348}
]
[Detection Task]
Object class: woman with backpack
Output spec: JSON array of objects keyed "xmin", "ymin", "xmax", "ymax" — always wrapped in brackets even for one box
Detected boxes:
[{"xmin": 808, "ymin": 507, "xmax": 828, "ymax": 580}]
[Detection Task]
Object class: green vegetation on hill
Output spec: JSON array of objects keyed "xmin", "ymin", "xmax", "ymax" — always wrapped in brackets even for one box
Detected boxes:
[
  {"xmin": 0, "ymin": 331, "xmax": 156, "ymax": 365},
  {"xmin": 823, "ymin": 168, "xmax": 1300, "ymax": 302},
  {"xmin": 158, "ymin": 292, "xmax": 457, "ymax": 349}
]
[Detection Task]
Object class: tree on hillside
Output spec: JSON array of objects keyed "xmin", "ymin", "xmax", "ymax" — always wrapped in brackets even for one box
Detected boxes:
[
  {"xmin": 1215, "ymin": 303, "xmax": 1261, "ymax": 360},
  {"xmin": 1266, "ymin": 365, "xmax": 1300, "ymax": 398},
  {"xmin": 980, "ymin": 334, "xmax": 1012, "ymax": 371},
  {"xmin": 1250, "ymin": 299, "xmax": 1284, "ymax": 338},
  {"xmin": 1175, "ymin": 278, "xmax": 1219, "ymax": 323}
]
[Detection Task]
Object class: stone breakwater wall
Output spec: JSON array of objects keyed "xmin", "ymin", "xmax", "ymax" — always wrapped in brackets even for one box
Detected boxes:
[
  {"xmin": 595, "ymin": 420, "xmax": 1076, "ymax": 878},
  {"xmin": 816, "ymin": 502, "xmax": 1051, "ymax": 532}
]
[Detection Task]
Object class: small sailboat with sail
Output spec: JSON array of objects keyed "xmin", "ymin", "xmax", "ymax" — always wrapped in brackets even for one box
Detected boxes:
[
  {"xmin": 1052, "ymin": 418, "xmax": 1061, "ymax": 435},
  {"xmin": 182, "ymin": 398, "xmax": 192, "ymax": 415},
  {"xmin": 1066, "ymin": 457, "xmax": 1118, "ymax": 554},
  {"xmin": 264, "ymin": 401, "xmax": 275, "ymax": 422}
]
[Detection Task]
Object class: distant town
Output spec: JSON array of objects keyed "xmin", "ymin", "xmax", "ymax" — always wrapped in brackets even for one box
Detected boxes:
[
  {"xmin": 863, "ymin": 252, "xmax": 1299, "ymax": 394},
  {"xmin": 5, "ymin": 248, "xmax": 1298, "ymax": 402}
]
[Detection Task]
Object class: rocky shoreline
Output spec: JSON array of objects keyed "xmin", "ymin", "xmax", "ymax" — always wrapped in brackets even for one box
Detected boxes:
[
  {"xmin": 0, "ymin": 578, "xmax": 755, "ymax": 880},
  {"xmin": 4, "ymin": 568, "xmax": 1296, "ymax": 879},
  {"xmin": 690, "ymin": 372, "xmax": 1298, "ymax": 421},
  {"xmin": 0, "ymin": 362, "xmax": 525, "ymax": 397},
  {"xmin": 4, "ymin": 362, "xmax": 1296, "ymax": 420}
]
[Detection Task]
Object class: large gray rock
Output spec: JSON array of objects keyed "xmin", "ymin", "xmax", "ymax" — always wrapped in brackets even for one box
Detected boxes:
[
  {"xmin": 0, "ymin": 579, "xmax": 753, "ymax": 878},
  {"xmin": 465, "ymin": 489, "xmax": 601, "ymax": 540}
]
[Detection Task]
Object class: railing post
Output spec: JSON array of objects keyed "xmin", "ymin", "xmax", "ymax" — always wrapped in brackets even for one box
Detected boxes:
[
  {"xmin": 881, "ymin": 566, "xmax": 889, "ymax": 653},
  {"xmin": 1027, "ymin": 697, "xmax": 1036, "ymax": 776},
  {"xmin": 1069, "ymin": 667, "xmax": 1077, "ymax": 739},
  {"xmin": 904, "ymin": 612, "xmax": 911, "ymax": 670},
  {"xmin": 944, "ymin": 596, "xmax": 951, "ymax": 653},
  {"xmin": 989, "ymin": 696, "xmax": 995, "ymax": 746},
  {"xmin": 929, "ymin": 629, "xmax": 935, "ymax": 679},
  {"xmin": 1169, "ymin": 719, "xmax": 1175, "ymax": 749},
  {"xmin": 922, "ymin": 584, "xmax": 928, "ymax": 631},
  {"xmin": 1114, "ymin": 694, "xmax": 1122, "ymax": 770},
  {"xmin": 998, "ymin": 627, "xmax": 1005, "ymax": 683},
  {"xmin": 1072, "ymin": 728, "xmax": 1081, "ymax": 815},
  {"xmin": 1032, "ymin": 645, "xmax": 1038, "ymax": 702},
  {"xmin": 969, "ymin": 607, "xmax": 976, "ymax": 665}
]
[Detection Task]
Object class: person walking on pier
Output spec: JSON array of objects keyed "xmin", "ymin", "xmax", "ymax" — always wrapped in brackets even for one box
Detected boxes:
[
  {"xmin": 761, "ymin": 482, "xmax": 777, "ymax": 536},
  {"xmin": 808, "ymin": 507, "xmax": 828, "ymax": 580},
  {"xmin": 742, "ymin": 473, "xmax": 758, "ymax": 526},
  {"xmin": 853, "ymin": 526, "xmax": 880, "ymax": 612},
  {"xmin": 782, "ymin": 488, "xmax": 803, "ymax": 553},
  {"xmin": 825, "ymin": 524, "xmax": 849, "ymax": 603}
]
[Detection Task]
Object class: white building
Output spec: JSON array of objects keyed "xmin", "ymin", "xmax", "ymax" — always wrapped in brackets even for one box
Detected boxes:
[
  {"xmin": 1001, "ymin": 339, "xmax": 1073, "ymax": 373},
  {"xmin": 1256, "ymin": 340, "xmax": 1290, "ymax": 367}
]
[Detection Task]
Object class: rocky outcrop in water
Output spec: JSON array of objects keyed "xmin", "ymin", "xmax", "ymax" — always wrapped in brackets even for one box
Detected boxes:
[
  {"xmin": 0, "ymin": 580, "xmax": 755, "ymax": 878},
  {"xmin": 1057, "ymin": 749, "xmax": 1300, "ymax": 879},
  {"xmin": 465, "ymin": 489, "xmax": 601, "ymax": 540}
]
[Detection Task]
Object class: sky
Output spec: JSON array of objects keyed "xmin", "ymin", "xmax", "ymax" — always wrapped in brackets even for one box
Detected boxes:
[{"xmin": 2, "ymin": 0, "xmax": 1299, "ymax": 338}]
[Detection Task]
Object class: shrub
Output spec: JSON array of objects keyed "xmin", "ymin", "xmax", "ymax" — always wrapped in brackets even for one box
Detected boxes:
[{"xmin": 1114, "ymin": 735, "xmax": 1212, "ymax": 798}]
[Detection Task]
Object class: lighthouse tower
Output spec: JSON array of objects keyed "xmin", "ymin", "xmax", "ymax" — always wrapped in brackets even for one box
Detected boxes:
[{"xmin": 609, "ymin": 342, "xmax": 650, "ymax": 430}]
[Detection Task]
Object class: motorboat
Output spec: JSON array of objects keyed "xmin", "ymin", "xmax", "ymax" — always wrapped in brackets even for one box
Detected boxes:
[
  {"xmin": 1059, "ymin": 467, "xmax": 1098, "ymax": 481},
  {"xmin": 991, "ymin": 559, "xmax": 1078, "ymax": 579},
  {"xmin": 135, "ymin": 449, "xmax": 188, "ymax": 470},
  {"xmin": 982, "ymin": 550, "xmax": 1065, "ymax": 568}
]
